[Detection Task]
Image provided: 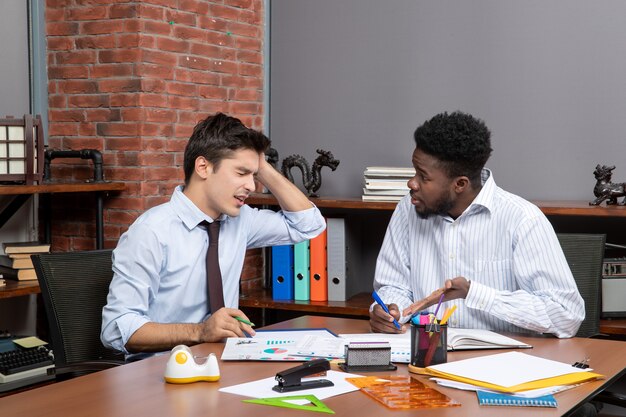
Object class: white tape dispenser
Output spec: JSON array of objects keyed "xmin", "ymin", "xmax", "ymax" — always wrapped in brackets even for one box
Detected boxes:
[{"xmin": 164, "ymin": 345, "xmax": 220, "ymax": 384}]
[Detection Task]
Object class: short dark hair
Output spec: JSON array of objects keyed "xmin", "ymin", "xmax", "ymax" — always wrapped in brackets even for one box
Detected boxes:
[
  {"xmin": 413, "ymin": 111, "xmax": 492, "ymax": 186},
  {"xmin": 183, "ymin": 113, "xmax": 270, "ymax": 184}
]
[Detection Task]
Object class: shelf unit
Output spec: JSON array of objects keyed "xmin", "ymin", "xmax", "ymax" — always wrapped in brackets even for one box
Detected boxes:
[
  {"xmin": 241, "ymin": 193, "xmax": 626, "ymax": 333},
  {"xmin": 0, "ymin": 181, "xmax": 126, "ymax": 301},
  {"xmin": 0, "ymin": 181, "xmax": 126, "ymax": 250}
]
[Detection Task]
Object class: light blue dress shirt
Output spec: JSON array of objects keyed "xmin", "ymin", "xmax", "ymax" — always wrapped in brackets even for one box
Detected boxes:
[
  {"xmin": 101, "ymin": 186, "xmax": 325, "ymax": 354},
  {"xmin": 374, "ymin": 169, "xmax": 585, "ymax": 338}
]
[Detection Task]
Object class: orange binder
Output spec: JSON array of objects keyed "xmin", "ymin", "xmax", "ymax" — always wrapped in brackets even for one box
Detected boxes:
[{"xmin": 309, "ymin": 227, "xmax": 328, "ymax": 301}]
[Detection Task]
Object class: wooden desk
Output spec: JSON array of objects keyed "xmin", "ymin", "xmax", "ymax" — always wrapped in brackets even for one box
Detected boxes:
[
  {"xmin": 0, "ymin": 182, "xmax": 125, "ymax": 249},
  {"xmin": 2, "ymin": 316, "xmax": 625, "ymax": 417}
]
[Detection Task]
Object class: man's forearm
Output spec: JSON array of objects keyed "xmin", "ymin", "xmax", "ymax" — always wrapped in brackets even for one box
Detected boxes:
[
  {"xmin": 256, "ymin": 160, "xmax": 313, "ymax": 212},
  {"xmin": 125, "ymin": 322, "xmax": 201, "ymax": 353}
]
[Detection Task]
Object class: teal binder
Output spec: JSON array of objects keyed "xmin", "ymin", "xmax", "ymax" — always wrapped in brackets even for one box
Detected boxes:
[{"xmin": 293, "ymin": 240, "xmax": 310, "ymax": 300}]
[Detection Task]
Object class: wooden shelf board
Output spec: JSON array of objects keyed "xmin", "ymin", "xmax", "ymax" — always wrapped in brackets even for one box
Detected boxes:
[
  {"xmin": 240, "ymin": 288, "xmax": 370, "ymax": 317},
  {"xmin": 248, "ymin": 194, "xmax": 626, "ymax": 217},
  {"xmin": 0, "ymin": 280, "xmax": 40, "ymax": 299},
  {"xmin": 0, "ymin": 182, "xmax": 126, "ymax": 195},
  {"xmin": 246, "ymin": 193, "xmax": 397, "ymax": 211},
  {"xmin": 600, "ymin": 318, "xmax": 626, "ymax": 336},
  {"xmin": 533, "ymin": 200, "xmax": 626, "ymax": 217},
  {"xmin": 240, "ymin": 289, "xmax": 626, "ymax": 335}
]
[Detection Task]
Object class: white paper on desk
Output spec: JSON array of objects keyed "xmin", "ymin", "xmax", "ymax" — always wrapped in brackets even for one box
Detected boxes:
[
  {"xmin": 219, "ymin": 370, "xmax": 363, "ymax": 401},
  {"xmin": 428, "ymin": 351, "xmax": 591, "ymax": 388},
  {"xmin": 339, "ymin": 332, "xmax": 411, "ymax": 363},
  {"xmin": 293, "ymin": 335, "xmax": 345, "ymax": 358}
]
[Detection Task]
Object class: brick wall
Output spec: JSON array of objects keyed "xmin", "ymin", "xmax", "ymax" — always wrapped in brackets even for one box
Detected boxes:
[{"xmin": 45, "ymin": 0, "xmax": 265, "ymax": 291}]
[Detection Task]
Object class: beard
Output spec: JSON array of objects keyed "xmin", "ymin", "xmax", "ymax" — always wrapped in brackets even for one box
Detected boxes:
[{"xmin": 413, "ymin": 192, "xmax": 455, "ymax": 219}]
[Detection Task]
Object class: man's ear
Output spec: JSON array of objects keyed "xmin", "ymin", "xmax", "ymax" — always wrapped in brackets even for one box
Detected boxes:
[
  {"xmin": 195, "ymin": 156, "xmax": 212, "ymax": 179},
  {"xmin": 454, "ymin": 176, "xmax": 470, "ymax": 193}
]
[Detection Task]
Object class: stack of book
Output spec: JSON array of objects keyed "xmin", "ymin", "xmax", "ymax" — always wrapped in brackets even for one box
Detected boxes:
[
  {"xmin": 362, "ymin": 166, "xmax": 415, "ymax": 202},
  {"xmin": 1, "ymin": 241, "xmax": 51, "ymax": 281}
]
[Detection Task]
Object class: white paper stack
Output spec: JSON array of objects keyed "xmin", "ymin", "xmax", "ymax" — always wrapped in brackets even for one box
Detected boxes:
[{"xmin": 362, "ymin": 166, "xmax": 414, "ymax": 202}]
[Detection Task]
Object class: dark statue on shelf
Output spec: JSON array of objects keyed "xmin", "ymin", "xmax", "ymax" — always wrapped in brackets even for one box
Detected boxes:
[
  {"xmin": 589, "ymin": 164, "xmax": 626, "ymax": 206},
  {"xmin": 265, "ymin": 147, "xmax": 280, "ymax": 170},
  {"xmin": 265, "ymin": 148, "xmax": 339, "ymax": 197}
]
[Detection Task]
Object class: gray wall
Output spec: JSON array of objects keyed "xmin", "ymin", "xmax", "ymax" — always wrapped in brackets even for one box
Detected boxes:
[
  {"xmin": 0, "ymin": 0, "xmax": 39, "ymax": 337},
  {"xmin": 269, "ymin": 0, "xmax": 626, "ymax": 200},
  {"xmin": 0, "ymin": 0, "xmax": 37, "ymax": 247},
  {"xmin": 0, "ymin": 0, "xmax": 30, "ymax": 117}
]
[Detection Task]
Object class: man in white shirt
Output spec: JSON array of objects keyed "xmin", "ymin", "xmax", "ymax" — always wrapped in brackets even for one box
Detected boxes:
[
  {"xmin": 102, "ymin": 113, "xmax": 325, "ymax": 358},
  {"xmin": 370, "ymin": 111, "xmax": 584, "ymax": 338}
]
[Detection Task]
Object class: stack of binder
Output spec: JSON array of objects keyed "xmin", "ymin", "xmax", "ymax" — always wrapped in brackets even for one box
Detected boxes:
[
  {"xmin": 362, "ymin": 166, "xmax": 414, "ymax": 202},
  {"xmin": 270, "ymin": 217, "xmax": 366, "ymax": 302}
]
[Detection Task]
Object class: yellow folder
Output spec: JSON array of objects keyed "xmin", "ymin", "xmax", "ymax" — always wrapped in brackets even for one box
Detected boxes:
[{"xmin": 412, "ymin": 351, "xmax": 604, "ymax": 393}]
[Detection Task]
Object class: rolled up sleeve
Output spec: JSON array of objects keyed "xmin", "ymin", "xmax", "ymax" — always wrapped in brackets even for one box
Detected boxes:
[
  {"xmin": 101, "ymin": 224, "xmax": 162, "ymax": 353},
  {"xmin": 246, "ymin": 204, "xmax": 326, "ymax": 247}
]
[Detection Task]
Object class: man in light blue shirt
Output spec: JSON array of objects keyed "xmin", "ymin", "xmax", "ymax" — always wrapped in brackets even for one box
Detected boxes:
[
  {"xmin": 101, "ymin": 113, "xmax": 325, "ymax": 358},
  {"xmin": 370, "ymin": 111, "xmax": 584, "ymax": 338}
]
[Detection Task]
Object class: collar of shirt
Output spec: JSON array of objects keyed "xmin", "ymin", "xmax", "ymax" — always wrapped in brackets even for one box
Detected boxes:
[
  {"xmin": 459, "ymin": 168, "xmax": 497, "ymax": 218},
  {"xmin": 171, "ymin": 185, "xmax": 227, "ymax": 229}
]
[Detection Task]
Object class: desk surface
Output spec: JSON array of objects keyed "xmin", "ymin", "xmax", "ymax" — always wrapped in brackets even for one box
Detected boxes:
[{"xmin": 2, "ymin": 316, "xmax": 625, "ymax": 417}]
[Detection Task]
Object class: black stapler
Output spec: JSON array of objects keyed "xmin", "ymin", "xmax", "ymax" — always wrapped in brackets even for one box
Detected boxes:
[{"xmin": 272, "ymin": 358, "xmax": 334, "ymax": 393}]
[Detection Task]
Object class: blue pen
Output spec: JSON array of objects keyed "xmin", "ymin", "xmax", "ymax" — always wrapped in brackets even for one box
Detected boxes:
[{"xmin": 372, "ymin": 290, "xmax": 401, "ymax": 330}]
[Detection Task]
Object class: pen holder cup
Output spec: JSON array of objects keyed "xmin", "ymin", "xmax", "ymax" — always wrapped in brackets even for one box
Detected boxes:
[{"xmin": 410, "ymin": 323, "xmax": 447, "ymax": 368}]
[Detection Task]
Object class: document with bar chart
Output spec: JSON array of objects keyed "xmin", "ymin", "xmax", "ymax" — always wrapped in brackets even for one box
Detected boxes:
[{"xmin": 220, "ymin": 329, "xmax": 338, "ymax": 361}]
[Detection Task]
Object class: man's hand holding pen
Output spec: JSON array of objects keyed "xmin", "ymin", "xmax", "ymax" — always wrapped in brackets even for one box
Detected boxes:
[
  {"xmin": 402, "ymin": 277, "xmax": 471, "ymax": 318},
  {"xmin": 369, "ymin": 303, "xmax": 405, "ymax": 333},
  {"xmin": 370, "ymin": 290, "xmax": 406, "ymax": 333}
]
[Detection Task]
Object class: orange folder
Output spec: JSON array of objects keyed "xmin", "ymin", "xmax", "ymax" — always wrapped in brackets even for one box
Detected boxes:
[{"xmin": 309, "ymin": 227, "xmax": 328, "ymax": 301}]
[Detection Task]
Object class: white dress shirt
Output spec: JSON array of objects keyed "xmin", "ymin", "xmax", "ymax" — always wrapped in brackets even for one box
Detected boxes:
[
  {"xmin": 101, "ymin": 185, "xmax": 326, "ymax": 354},
  {"xmin": 374, "ymin": 169, "xmax": 584, "ymax": 338}
]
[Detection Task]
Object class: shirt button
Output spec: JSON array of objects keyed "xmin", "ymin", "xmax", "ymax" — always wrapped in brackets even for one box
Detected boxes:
[
  {"xmin": 449, "ymin": 253, "xmax": 455, "ymax": 260},
  {"xmin": 450, "ymin": 318, "xmax": 458, "ymax": 326}
]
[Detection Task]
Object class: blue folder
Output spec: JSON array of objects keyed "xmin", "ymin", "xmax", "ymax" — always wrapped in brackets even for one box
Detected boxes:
[
  {"xmin": 476, "ymin": 391, "xmax": 557, "ymax": 407},
  {"xmin": 271, "ymin": 245, "xmax": 294, "ymax": 300}
]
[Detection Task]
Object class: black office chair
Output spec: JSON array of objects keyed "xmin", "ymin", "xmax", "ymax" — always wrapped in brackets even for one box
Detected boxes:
[
  {"xmin": 32, "ymin": 250, "xmax": 125, "ymax": 379},
  {"xmin": 556, "ymin": 233, "xmax": 606, "ymax": 338},
  {"xmin": 557, "ymin": 233, "xmax": 626, "ymax": 409}
]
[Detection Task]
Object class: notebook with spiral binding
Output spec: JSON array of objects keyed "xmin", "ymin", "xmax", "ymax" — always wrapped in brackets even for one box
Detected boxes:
[{"xmin": 476, "ymin": 390, "xmax": 558, "ymax": 407}]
